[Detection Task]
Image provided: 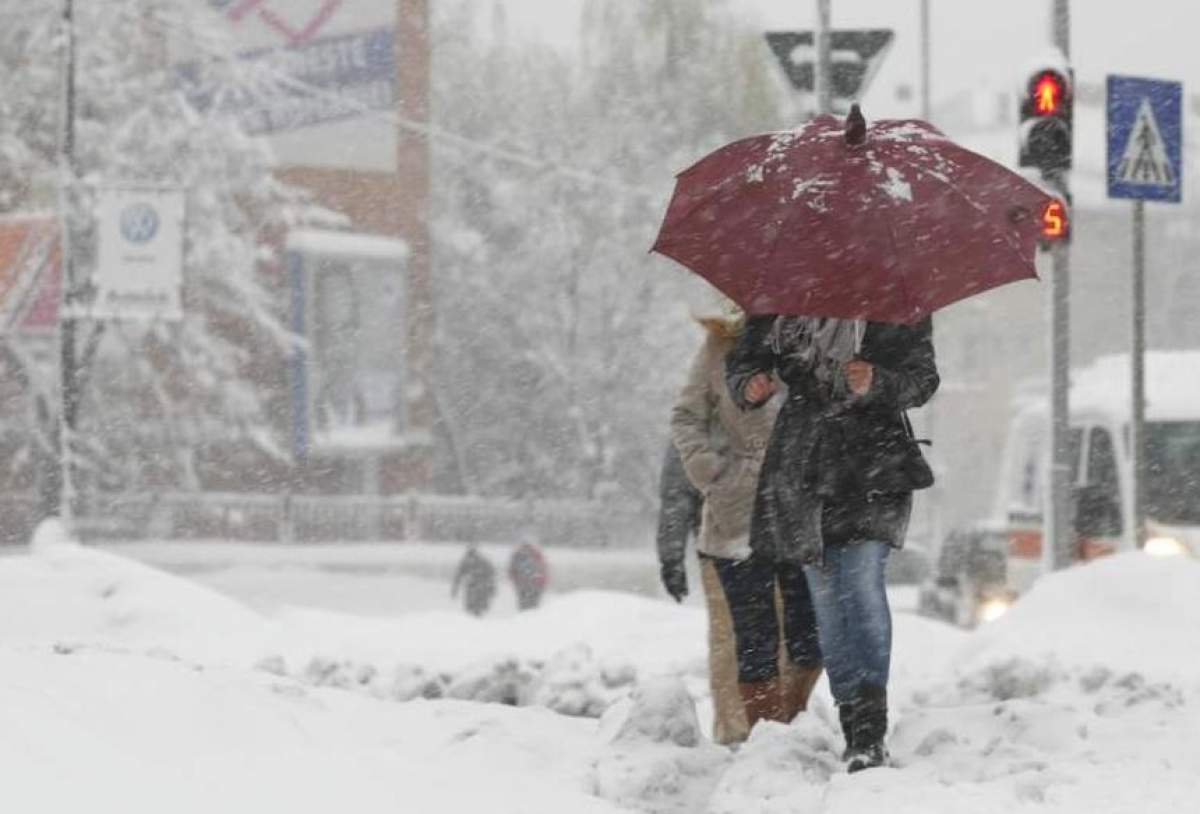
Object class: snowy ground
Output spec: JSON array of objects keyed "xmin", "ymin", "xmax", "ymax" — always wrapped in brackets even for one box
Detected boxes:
[{"xmin": 1, "ymin": 534, "xmax": 1197, "ymax": 813}]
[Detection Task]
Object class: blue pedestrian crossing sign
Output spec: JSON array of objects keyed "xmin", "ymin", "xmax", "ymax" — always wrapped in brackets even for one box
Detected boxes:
[{"xmin": 1107, "ymin": 75, "xmax": 1182, "ymax": 202}]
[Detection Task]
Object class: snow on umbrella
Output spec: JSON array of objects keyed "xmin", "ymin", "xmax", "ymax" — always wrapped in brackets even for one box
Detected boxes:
[{"xmin": 651, "ymin": 105, "xmax": 1055, "ymax": 324}]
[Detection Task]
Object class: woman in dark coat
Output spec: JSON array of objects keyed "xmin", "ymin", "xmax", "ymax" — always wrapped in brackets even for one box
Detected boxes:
[{"xmin": 726, "ymin": 314, "xmax": 938, "ymax": 772}]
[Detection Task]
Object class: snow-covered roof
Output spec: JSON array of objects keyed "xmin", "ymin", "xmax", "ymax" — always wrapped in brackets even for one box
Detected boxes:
[
  {"xmin": 1017, "ymin": 351, "xmax": 1200, "ymax": 423},
  {"xmin": 287, "ymin": 229, "xmax": 410, "ymax": 261}
]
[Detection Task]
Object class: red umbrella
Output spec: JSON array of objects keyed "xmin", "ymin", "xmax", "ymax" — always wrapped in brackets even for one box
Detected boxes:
[{"xmin": 651, "ymin": 106, "xmax": 1055, "ymax": 324}]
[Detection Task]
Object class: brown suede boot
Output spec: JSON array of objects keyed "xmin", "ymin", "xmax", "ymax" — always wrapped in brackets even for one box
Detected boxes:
[
  {"xmin": 781, "ymin": 663, "xmax": 823, "ymax": 721},
  {"xmin": 738, "ymin": 678, "xmax": 785, "ymax": 728}
]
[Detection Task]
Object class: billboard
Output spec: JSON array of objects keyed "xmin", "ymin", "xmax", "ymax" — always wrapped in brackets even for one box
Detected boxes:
[
  {"xmin": 192, "ymin": 0, "xmax": 399, "ymax": 172},
  {"xmin": 287, "ymin": 229, "xmax": 410, "ymax": 457}
]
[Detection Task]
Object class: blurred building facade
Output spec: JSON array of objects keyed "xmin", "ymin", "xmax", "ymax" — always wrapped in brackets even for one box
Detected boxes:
[
  {"xmin": 0, "ymin": 0, "xmax": 436, "ymax": 542},
  {"xmin": 215, "ymin": 0, "xmax": 435, "ymax": 498}
]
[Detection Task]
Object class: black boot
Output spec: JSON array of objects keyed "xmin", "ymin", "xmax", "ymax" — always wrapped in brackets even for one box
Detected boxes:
[
  {"xmin": 845, "ymin": 683, "xmax": 889, "ymax": 773},
  {"xmin": 837, "ymin": 702, "xmax": 856, "ymax": 760}
]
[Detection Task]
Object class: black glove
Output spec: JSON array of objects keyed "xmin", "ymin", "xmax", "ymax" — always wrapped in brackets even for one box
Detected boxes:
[{"xmin": 660, "ymin": 560, "xmax": 688, "ymax": 603}]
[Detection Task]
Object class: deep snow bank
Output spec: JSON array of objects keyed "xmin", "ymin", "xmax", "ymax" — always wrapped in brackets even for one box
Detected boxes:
[
  {"xmin": 955, "ymin": 553, "xmax": 1200, "ymax": 685},
  {"xmin": 0, "ymin": 647, "xmax": 626, "ymax": 814},
  {"xmin": 702, "ymin": 554, "xmax": 1200, "ymax": 814},
  {"xmin": 0, "ymin": 538, "xmax": 266, "ymax": 664},
  {"xmin": 2, "ymin": 542, "xmax": 1198, "ymax": 813}
]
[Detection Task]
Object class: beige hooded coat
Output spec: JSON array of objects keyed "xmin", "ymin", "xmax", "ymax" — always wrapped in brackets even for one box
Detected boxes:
[{"xmin": 670, "ymin": 329, "xmax": 780, "ymax": 560}]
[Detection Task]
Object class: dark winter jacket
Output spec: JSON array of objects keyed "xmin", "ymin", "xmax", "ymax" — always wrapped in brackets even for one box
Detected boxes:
[
  {"xmin": 726, "ymin": 315, "xmax": 939, "ymax": 563},
  {"xmin": 655, "ymin": 443, "xmax": 703, "ymax": 576},
  {"xmin": 452, "ymin": 548, "xmax": 497, "ymax": 614}
]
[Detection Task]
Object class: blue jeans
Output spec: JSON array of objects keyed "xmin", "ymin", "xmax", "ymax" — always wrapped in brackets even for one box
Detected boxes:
[{"xmin": 803, "ymin": 541, "xmax": 891, "ymax": 704}]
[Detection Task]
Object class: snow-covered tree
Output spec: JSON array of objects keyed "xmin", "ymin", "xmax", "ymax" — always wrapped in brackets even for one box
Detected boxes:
[
  {"xmin": 0, "ymin": 0, "xmax": 316, "ymax": 511},
  {"xmin": 430, "ymin": 0, "xmax": 795, "ymax": 508}
]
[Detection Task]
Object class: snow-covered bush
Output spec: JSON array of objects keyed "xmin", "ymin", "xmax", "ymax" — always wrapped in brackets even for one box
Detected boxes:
[
  {"xmin": 430, "ymin": 0, "xmax": 796, "ymax": 505},
  {"xmin": 443, "ymin": 655, "xmax": 539, "ymax": 706},
  {"xmin": 386, "ymin": 664, "xmax": 447, "ymax": 702},
  {"xmin": 529, "ymin": 643, "xmax": 637, "ymax": 718},
  {"xmin": 255, "ymin": 646, "xmax": 640, "ymax": 718}
]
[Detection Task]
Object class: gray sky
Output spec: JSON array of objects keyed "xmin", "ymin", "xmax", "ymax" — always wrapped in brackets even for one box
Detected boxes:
[{"xmin": 502, "ymin": 0, "xmax": 1200, "ymax": 120}]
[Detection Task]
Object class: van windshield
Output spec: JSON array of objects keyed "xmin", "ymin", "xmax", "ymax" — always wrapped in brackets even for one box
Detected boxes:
[{"xmin": 1146, "ymin": 422, "xmax": 1200, "ymax": 525}]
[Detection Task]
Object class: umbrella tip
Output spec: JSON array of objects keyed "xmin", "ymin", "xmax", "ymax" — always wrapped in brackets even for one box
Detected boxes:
[{"xmin": 845, "ymin": 104, "xmax": 867, "ymax": 146}]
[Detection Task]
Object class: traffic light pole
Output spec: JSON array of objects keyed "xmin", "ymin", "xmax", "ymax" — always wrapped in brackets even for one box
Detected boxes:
[
  {"xmin": 1046, "ymin": 0, "xmax": 1073, "ymax": 571},
  {"xmin": 1046, "ymin": 173, "xmax": 1073, "ymax": 571}
]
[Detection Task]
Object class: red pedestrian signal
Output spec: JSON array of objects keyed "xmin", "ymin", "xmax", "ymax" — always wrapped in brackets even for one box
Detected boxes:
[
  {"xmin": 1041, "ymin": 199, "xmax": 1068, "ymax": 240},
  {"xmin": 1033, "ymin": 72, "xmax": 1064, "ymax": 115},
  {"xmin": 1019, "ymin": 67, "xmax": 1073, "ymax": 171}
]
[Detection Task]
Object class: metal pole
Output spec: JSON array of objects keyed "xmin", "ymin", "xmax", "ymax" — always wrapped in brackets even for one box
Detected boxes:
[
  {"xmin": 815, "ymin": 0, "xmax": 833, "ymax": 115},
  {"xmin": 54, "ymin": 0, "xmax": 79, "ymax": 536},
  {"xmin": 1047, "ymin": 198, "xmax": 1072, "ymax": 570},
  {"xmin": 1131, "ymin": 200, "xmax": 1147, "ymax": 547},
  {"xmin": 920, "ymin": 0, "xmax": 931, "ymax": 120},
  {"xmin": 1045, "ymin": 0, "xmax": 1073, "ymax": 571}
]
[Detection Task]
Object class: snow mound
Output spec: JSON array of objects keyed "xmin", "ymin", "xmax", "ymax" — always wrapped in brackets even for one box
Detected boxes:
[
  {"xmin": 0, "ymin": 648, "xmax": 626, "ymax": 814},
  {"xmin": 0, "ymin": 543, "xmax": 265, "ymax": 664},
  {"xmin": 29, "ymin": 518, "xmax": 76, "ymax": 551},
  {"xmin": 530, "ymin": 643, "xmax": 637, "ymax": 718},
  {"xmin": 257, "ymin": 643, "xmax": 639, "ymax": 718},
  {"xmin": 608, "ymin": 677, "xmax": 702, "ymax": 747},
  {"xmin": 591, "ymin": 678, "xmax": 728, "ymax": 813},
  {"xmin": 955, "ymin": 553, "xmax": 1200, "ymax": 687},
  {"xmin": 706, "ymin": 710, "xmax": 843, "ymax": 813}
]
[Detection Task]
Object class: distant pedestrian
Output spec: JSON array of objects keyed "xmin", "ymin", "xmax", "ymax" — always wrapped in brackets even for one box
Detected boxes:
[
  {"xmin": 667, "ymin": 298, "xmax": 823, "ymax": 743},
  {"xmin": 452, "ymin": 545, "xmax": 496, "ymax": 617},
  {"xmin": 508, "ymin": 541, "xmax": 548, "ymax": 610}
]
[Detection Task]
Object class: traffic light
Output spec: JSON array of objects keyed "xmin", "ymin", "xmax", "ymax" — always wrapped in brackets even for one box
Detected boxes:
[{"xmin": 1019, "ymin": 67, "xmax": 1073, "ymax": 171}]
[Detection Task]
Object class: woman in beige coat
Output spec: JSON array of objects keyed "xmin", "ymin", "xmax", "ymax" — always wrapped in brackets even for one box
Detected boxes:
[{"xmin": 670, "ymin": 308, "xmax": 823, "ymax": 741}]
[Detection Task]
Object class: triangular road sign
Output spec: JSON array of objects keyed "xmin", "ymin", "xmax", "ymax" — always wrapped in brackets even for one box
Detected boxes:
[
  {"xmin": 765, "ymin": 30, "xmax": 894, "ymax": 106},
  {"xmin": 1116, "ymin": 98, "xmax": 1176, "ymax": 186}
]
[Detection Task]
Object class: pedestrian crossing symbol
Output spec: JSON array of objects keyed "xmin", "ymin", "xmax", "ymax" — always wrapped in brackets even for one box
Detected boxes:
[
  {"xmin": 1115, "ymin": 99, "xmax": 1175, "ymax": 185},
  {"xmin": 1107, "ymin": 75, "xmax": 1182, "ymax": 202}
]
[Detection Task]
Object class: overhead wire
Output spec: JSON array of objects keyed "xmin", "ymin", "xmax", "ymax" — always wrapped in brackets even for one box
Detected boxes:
[
  {"xmin": 1, "ymin": 1, "xmax": 672, "ymax": 204},
  {"xmin": 146, "ymin": 5, "xmax": 668, "ymax": 204}
]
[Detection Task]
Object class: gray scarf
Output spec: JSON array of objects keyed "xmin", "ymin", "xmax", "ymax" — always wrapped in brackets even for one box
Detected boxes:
[{"xmin": 768, "ymin": 317, "xmax": 863, "ymax": 398}]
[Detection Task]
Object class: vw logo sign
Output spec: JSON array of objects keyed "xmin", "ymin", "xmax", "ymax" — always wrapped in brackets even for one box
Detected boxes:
[{"xmin": 120, "ymin": 203, "xmax": 160, "ymax": 244}]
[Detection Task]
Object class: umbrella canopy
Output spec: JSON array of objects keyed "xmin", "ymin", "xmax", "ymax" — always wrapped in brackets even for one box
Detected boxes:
[{"xmin": 651, "ymin": 106, "xmax": 1055, "ymax": 324}]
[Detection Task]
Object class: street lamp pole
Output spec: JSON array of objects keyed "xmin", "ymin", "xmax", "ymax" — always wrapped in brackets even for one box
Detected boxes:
[
  {"xmin": 920, "ymin": 0, "xmax": 931, "ymax": 120},
  {"xmin": 54, "ymin": 0, "xmax": 80, "ymax": 536},
  {"xmin": 815, "ymin": 0, "xmax": 832, "ymax": 115}
]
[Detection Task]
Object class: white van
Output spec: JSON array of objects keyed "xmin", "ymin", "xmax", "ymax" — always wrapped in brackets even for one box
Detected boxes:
[
  {"xmin": 920, "ymin": 351, "xmax": 1200, "ymax": 625},
  {"xmin": 998, "ymin": 351, "xmax": 1200, "ymax": 590}
]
